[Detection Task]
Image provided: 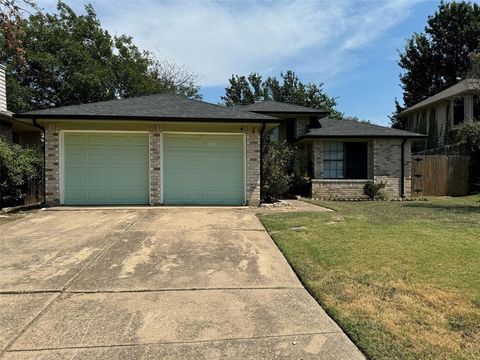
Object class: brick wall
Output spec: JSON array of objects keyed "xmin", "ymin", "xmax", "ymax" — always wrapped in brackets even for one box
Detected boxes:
[
  {"xmin": 310, "ymin": 138, "xmax": 411, "ymax": 199},
  {"xmin": 149, "ymin": 128, "xmax": 161, "ymax": 205},
  {"xmin": 374, "ymin": 139, "xmax": 411, "ymax": 198},
  {"xmin": 45, "ymin": 123, "xmax": 60, "ymax": 205},
  {"xmin": 246, "ymin": 126, "xmax": 261, "ymax": 206},
  {"xmin": 312, "ymin": 179, "xmax": 369, "ymax": 199}
]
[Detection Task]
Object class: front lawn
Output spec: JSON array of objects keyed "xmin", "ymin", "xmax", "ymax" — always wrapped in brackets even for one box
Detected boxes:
[{"xmin": 258, "ymin": 196, "xmax": 480, "ymax": 360}]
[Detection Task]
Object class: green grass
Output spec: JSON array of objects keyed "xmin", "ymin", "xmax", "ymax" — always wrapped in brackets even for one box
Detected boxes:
[{"xmin": 258, "ymin": 195, "xmax": 480, "ymax": 360}]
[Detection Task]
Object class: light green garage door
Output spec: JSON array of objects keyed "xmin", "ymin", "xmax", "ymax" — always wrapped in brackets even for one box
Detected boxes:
[
  {"xmin": 163, "ymin": 133, "xmax": 244, "ymax": 205},
  {"xmin": 63, "ymin": 133, "xmax": 149, "ymax": 205}
]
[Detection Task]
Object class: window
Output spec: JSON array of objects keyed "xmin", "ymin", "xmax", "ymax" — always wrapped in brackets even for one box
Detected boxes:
[
  {"xmin": 323, "ymin": 142, "xmax": 368, "ymax": 179},
  {"xmin": 474, "ymin": 95, "xmax": 480, "ymax": 121},
  {"xmin": 453, "ymin": 98, "xmax": 465, "ymax": 125},
  {"xmin": 323, "ymin": 143, "xmax": 344, "ymax": 179},
  {"xmin": 266, "ymin": 128, "xmax": 279, "ymax": 142}
]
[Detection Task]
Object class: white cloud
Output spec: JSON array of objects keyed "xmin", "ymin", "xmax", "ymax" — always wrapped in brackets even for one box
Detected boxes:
[{"xmin": 37, "ymin": 0, "xmax": 420, "ymax": 87}]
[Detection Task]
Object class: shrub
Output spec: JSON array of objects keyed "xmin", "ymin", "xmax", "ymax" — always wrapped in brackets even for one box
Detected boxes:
[
  {"xmin": 261, "ymin": 141, "xmax": 295, "ymax": 203},
  {"xmin": 363, "ymin": 181, "xmax": 387, "ymax": 200},
  {"xmin": 456, "ymin": 123, "xmax": 480, "ymax": 192},
  {"xmin": 0, "ymin": 138, "xmax": 42, "ymax": 207}
]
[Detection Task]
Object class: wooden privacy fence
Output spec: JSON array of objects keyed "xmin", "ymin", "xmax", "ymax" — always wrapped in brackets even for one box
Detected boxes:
[{"xmin": 411, "ymin": 155, "xmax": 470, "ymax": 196}]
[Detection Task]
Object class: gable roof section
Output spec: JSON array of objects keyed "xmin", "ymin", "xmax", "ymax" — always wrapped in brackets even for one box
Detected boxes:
[
  {"xmin": 237, "ymin": 100, "xmax": 329, "ymax": 115},
  {"xmin": 15, "ymin": 94, "xmax": 278, "ymax": 122},
  {"xmin": 399, "ymin": 79, "xmax": 480, "ymax": 116},
  {"xmin": 298, "ymin": 117, "xmax": 425, "ymax": 139}
]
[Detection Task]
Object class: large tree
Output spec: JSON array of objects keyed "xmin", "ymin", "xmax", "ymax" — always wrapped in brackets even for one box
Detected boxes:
[
  {"xmin": 1, "ymin": 1, "xmax": 200, "ymax": 113},
  {"xmin": 222, "ymin": 70, "xmax": 342, "ymax": 119},
  {"xmin": 393, "ymin": 1, "xmax": 480, "ymax": 128},
  {"xmin": 0, "ymin": 0, "xmax": 38, "ymax": 65}
]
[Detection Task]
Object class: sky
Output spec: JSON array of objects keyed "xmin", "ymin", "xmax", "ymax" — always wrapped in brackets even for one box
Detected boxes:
[{"xmin": 38, "ymin": 0, "xmax": 443, "ymax": 126}]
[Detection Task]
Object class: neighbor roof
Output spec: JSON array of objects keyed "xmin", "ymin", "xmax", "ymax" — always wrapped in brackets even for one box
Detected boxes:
[
  {"xmin": 298, "ymin": 117, "xmax": 425, "ymax": 139},
  {"xmin": 15, "ymin": 94, "xmax": 278, "ymax": 122},
  {"xmin": 399, "ymin": 79, "xmax": 480, "ymax": 116},
  {"xmin": 237, "ymin": 100, "xmax": 329, "ymax": 116}
]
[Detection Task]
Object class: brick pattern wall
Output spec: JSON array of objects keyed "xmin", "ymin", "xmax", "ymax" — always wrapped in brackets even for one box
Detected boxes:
[
  {"xmin": 246, "ymin": 127, "xmax": 261, "ymax": 206},
  {"xmin": 312, "ymin": 179, "xmax": 369, "ymax": 199},
  {"xmin": 45, "ymin": 123, "xmax": 60, "ymax": 205},
  {"xmin": 312, "ymin": 142, "xmax": 323, "ymax": 178},
  {"xmin": 149, "ymin": 129, "xmax": 161, "ymax": 205},
  {"xmin": 310, "ymin": 138, "xmax": 411, "ymax": 199},
  {"xmin": 374, "ymin": 139, "xmax": 411, "ymax": 198}
]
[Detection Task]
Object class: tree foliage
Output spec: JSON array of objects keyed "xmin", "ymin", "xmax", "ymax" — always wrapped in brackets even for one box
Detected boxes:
[
  {"xmin": 456, "ymin": 122, "xmax": 480, "ymax": 192},
  {"xmin": 1, "ymin": 1, "xmax": 200, "ymax": 113},
  {"xmin": 393, "ymin": 1, "xmax": 480, "ymax": 127},
  {"xmin": 261, "ymin": 141, "xmax": 295, "ymax": 203},
  {"xmin": 0, "ymin": 137, "xmax": 41, "ymax": 207},
  {"xmin": 222, "ymin": 70, "xmax": 342, "ymax": 119},
  {"xmin": 0, "ymin": 0, "xmax": 38, "ymax": 65}
]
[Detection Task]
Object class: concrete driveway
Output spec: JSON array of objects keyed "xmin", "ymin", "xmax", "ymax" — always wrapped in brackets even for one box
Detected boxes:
[{"xmin": 0, "ymin": 208, "xmax": 363, "ymax": 359}]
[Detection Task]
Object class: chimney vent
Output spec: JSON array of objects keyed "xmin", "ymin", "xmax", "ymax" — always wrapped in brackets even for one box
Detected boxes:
[{"xmin": 0, "ymin": 64, "xmax": 6, "ymax": 113}]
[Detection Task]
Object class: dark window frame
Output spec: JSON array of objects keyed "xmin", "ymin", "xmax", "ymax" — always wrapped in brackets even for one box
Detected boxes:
[{"xmin": 323, "ymin": 142, "xmax": 368, "ymax": 180}]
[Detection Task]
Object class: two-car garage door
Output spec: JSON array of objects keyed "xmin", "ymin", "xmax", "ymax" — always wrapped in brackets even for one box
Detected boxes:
[{"xmin": 62, "ymin": 132, "xmax": 245, "ymax": 205}]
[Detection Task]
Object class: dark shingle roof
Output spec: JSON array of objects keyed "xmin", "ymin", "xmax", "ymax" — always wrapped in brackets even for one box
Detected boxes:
[
  {"xmin": 299, "ymin": 118, "xmax": 425, "ymax": 139},
  {"xmin": 237, "ymin": 100, "xmax": 328, "ymax": 115},
  {"xmin": 15, "ymin": 94, "xmax": 277, "ymax": 122}
]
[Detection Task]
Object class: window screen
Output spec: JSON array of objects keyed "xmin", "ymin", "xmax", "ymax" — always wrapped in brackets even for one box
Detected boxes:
[{"xmin": 323, "ymin": 143, "xmax": 344, "ymax": 179}]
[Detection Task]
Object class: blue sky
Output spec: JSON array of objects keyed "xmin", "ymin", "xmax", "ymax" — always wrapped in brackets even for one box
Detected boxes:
[{"xmin": 38, "ymin": 0, "xmax": 442, "ymax": 126}]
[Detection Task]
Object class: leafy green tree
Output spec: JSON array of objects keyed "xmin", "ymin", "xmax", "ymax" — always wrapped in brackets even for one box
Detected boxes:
[
  {"xmin": 456, "ymin": 123, "xmax": 480, "ymax": 192},
  {"xmin": 0, "ymin": 137, "xmax": 41, "ymax": 207},
  {"xmin": 222, "ymin": 70, "xmax": 342, "ymax": 118},
  {"xmin": 394, "ymin": 1, "xmax": 480, "ymax": 128},
  {"xmin": 1, "ymin": 1, "xmax": 200, "ymax": 113},
  {"xmin": 261, "ymin": 141, "xmax": 295, "ymax": 203}
]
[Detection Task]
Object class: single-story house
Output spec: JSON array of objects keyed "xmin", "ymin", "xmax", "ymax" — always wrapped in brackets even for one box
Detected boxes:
[{"xmin": 14, "ymin": 94, "xmax": 423, "ymax": 206}]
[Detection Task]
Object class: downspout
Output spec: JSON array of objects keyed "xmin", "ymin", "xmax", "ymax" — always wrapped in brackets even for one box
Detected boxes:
[
  {"xmin": 259, "ymin": 122, "xmax": 266, "ymax": 205},
  {"xmin": 400, "ymin": 137, "xmax": 406, "ymax": 198},
  {"xmin": 32, "ymin": 118, "xmax": 46, "ymax": 205}
]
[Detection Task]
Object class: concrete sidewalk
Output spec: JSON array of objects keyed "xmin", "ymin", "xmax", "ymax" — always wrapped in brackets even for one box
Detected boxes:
[{"xmin": 0, "ymin": 208, "xmax": 363, "ymax": 359}]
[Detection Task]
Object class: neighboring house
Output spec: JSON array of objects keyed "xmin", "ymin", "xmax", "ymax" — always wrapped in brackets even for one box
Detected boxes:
[
  {"xmin": 398, "ymin": 79, "xmax": 480, "ymax": 153},
  {"xmin": 15, "ymin": 95, "xmax": 423, "ymax": 206},
  {"xmin": 0, "ymin": 65, "xmax": 42, "ymax": 147},
  {"xmin": 239, "ymin": 101, "xmax": 424, "ymax": 200}
]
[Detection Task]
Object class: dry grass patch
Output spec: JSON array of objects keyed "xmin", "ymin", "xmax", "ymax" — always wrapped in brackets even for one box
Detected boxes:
[{"xmin": 258, "ymin": 196, "xmax": 480, "ymax": 359}]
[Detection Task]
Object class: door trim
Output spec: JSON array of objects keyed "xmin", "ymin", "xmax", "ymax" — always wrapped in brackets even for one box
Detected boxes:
[
  {"xmin": 59, "ymin": 130, "xmax": 150, "ymax": 205},
  {"xmin": 161, "ymin": 131, "xmax": 247, "ymax": 205}
]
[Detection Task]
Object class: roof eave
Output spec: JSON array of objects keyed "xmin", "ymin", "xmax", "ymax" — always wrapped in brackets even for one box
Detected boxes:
[
  {"xmin": 296, "ymin": 133, "xmax": 427, "ymax": 141},
  {"xmin": 14, "ymin": 114, "xmax": 280, "ymax": 123}
]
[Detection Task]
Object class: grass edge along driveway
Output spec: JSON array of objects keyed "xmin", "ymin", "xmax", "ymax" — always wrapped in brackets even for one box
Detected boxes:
[{"xmin": 258, "ymin": 196, "xmax": 480, "ymax": 360}]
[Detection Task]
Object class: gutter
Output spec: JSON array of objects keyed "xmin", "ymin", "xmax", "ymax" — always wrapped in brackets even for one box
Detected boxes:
[
  {"xmin": 401, "ymin": 138, "xmax": 407, "ymax": 198},
  {"xmin": 31, "ymin": 118, "xmax": 46, "ymax": 205},
  {"xmin": 259, "ymin": 122, "xmax": 266, "ymax": 205}
]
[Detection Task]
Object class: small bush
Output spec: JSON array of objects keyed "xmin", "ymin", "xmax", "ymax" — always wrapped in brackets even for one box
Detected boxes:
[
  {"xmin": 363, "ymin": 181, "xmax": 387, "ymax": 200},
  {"xmin": 0, "ymin": 138, "xmax": 42, "ymax": 207},
  {"xmin": 261, "ymin": 141, "xmax": 295, "ymax": 203}
]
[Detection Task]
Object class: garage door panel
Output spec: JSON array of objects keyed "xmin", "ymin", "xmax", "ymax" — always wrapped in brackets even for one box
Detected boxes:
[
  {"xmin": 64, "ymin": 133, "xmax": 149, "ymax": 205},
  {"xmin": 163, "ymin": 133, "xmax": 244, "ymax": 205}
]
